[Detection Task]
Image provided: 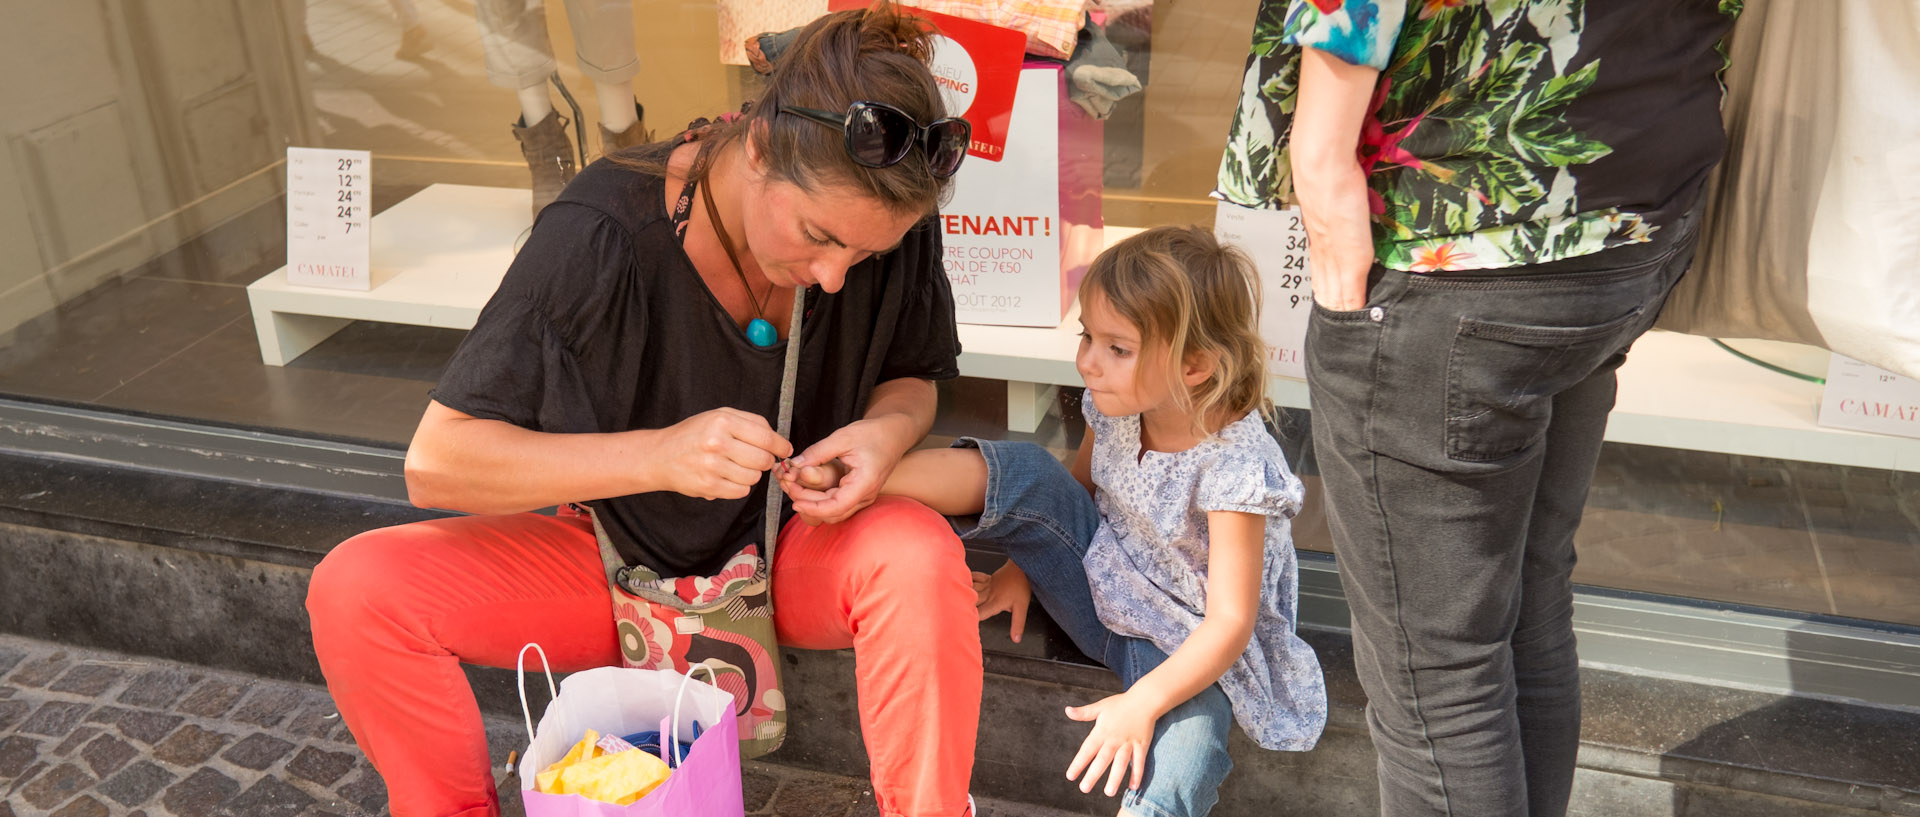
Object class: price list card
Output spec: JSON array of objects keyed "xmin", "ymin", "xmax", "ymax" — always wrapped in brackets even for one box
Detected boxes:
[
  {"xmin": 1820, "ymin": 354, "xmax": 1920, "ymax": 440},
  {"xmin": 1214, "ymin": 201, "xmax": 1311, "ymax": 380},
  {"xmin": 286, "ymin": 147, "xmax": 371, "ymax": 290}
]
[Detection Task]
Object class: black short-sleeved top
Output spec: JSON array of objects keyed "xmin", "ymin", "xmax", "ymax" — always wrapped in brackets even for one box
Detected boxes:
[{"xmin": 430, "ymin": 147, "xmax": 961, "ymax": 578}]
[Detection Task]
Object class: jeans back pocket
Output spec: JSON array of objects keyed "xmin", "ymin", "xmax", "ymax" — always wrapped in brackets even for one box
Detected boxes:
[{"xmin": 1443, "ymin": 306, "xmax": 1647, "ymax": 463}]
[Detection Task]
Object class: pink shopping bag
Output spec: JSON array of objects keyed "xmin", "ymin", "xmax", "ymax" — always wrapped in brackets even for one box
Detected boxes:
[{"xmin": 516, "ymin": 645, "xmax": 746, "ymax": 817}]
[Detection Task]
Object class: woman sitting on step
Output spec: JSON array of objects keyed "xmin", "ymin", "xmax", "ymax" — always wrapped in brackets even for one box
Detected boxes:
[{"xmin": 305, "ymin": 5, "xmax": 982, "ymax": 815}]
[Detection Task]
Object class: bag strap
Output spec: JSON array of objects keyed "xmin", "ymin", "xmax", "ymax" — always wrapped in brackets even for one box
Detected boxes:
[
  {"xmin": 763, "ymin": 288, "xmax": 805, "ymax": 572},
  {"xmin": 597, "ymin": 290, "xmax": 804, "ymax": 593},
  {"xmin": 516, "ymin": 643, "xmax": 558, "ymax": 745},
  {"xmin": 668, "ymin": 664, "xmax": 720, "ymax": 766}
]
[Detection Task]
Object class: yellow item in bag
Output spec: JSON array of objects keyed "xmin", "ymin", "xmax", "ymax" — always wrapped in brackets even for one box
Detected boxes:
[{"xmin": 535, "ymin": 730, "xmax": 673, "ymax": 806}]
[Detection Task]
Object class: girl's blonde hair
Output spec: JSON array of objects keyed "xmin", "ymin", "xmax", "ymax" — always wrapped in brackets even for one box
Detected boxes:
[{"xmin": 1079, "ymin": 225, "xmax": 1269, "ymax": 436}]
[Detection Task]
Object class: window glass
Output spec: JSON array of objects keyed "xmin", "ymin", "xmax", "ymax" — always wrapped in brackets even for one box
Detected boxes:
[{"xmin": 2, "ymin": 0, "xmax": 1914, "ymax": 629}]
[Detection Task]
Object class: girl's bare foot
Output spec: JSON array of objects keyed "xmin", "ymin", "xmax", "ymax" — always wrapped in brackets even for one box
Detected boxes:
[{"xmin": 791, "ymin": 458, "xmax": 849, "ymax": 491}]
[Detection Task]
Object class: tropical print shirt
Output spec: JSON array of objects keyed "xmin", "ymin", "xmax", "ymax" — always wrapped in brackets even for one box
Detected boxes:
[{"xmin": 1216, "ymin": 0, "xmax": 1741, "ymax": 272}]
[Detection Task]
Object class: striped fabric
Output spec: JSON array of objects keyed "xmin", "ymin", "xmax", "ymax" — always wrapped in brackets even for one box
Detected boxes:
[{"xmin": 907, "ymin": 0, "xmax": 1087, "ymax": 59}]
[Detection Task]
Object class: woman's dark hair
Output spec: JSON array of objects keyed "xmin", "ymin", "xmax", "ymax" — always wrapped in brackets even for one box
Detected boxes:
[{"xmin": 616, "ymin": 2, "xmax": 952, "ymax": 216}]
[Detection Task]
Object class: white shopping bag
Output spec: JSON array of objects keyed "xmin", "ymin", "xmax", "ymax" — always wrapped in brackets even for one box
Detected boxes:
[{"xmin": 516, "ymin": 645, "xmax": 745, "ymax": 817}]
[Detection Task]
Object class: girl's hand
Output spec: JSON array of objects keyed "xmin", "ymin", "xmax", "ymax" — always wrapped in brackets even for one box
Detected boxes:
[
  {"xmin": 973, "ymin": 562, "xmax": 1031, "ymax": 643},
  {"xmin": 1064, "ymin": 692, "xmax": 1156, "ymax": 796}
]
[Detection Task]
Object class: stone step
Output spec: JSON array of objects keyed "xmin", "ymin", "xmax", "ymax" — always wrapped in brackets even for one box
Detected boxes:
[
  {"xmin": 0, "ymin": 632, "xmax": 1080, "ymax": 817},
  {"xmin": 2, "ymin": 449, "xmax": 1916, "ymax": 816}
]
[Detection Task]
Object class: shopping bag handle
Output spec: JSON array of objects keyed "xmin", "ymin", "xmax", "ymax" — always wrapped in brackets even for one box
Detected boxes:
[
  {"xmin": 517, "ymin": 643, "xmax": 558, "ymax": 745},
  {"xmin": 670, "ymin": 664, "xmax": 719, "ymax": 767}
]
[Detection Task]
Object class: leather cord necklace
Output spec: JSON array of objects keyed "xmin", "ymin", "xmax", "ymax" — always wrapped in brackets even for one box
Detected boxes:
[
  {"xmin": 699, "ymin": 175, "xmax": 780, "ymax": 347},
  {"xmin": 693, "ymin": 160, "xmax": 801, "ymax": 566}
]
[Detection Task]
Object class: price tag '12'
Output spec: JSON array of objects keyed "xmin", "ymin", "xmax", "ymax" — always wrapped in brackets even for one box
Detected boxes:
[
  {"xmin": 1214, "ymin": 201, "xmax": 1310, "ymax": 380},
  {"xmin": 286, "ymin": 147, "xmax": 372, "ymax": 291}
]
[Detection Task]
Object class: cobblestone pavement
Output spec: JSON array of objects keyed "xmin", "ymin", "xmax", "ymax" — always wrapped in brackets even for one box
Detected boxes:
[{"xmin": 0, "ymin": 634, "xmax": 1069, "ymax": 817}]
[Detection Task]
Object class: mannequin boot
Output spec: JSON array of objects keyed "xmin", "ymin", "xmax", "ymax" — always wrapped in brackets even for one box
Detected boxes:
[
  {"xmin": 598, "ymin": 102, "xmax": 653, "ymax": 157},
  {"xmin": 513, "ymin": 111, "xmax": 577, "ymax": 220}
]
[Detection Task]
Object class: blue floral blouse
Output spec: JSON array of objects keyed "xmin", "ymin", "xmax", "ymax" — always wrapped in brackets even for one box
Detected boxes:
[{"xmin": 1081, "ymin": 392, "xmax": 1328, "ymax": 750}]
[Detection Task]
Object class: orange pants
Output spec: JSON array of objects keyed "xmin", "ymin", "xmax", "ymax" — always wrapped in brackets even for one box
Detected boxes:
[{"xmin": 306, "ymin": 497, "xmax": 982, "ymax": 817}]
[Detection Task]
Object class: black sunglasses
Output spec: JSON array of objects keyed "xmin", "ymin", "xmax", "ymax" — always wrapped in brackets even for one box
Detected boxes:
[{"xmin": 781, "ymin": 101, "xmax": 971, "ymax": 178}]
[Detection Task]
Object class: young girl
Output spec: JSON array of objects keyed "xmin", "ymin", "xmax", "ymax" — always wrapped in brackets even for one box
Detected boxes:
[{"xmin": 785, "ymin": 225, "xmax": 1328, "ymax": 816}]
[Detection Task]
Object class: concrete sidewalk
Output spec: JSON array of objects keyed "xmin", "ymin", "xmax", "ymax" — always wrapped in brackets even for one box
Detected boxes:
[{"xmin": 0, "ymin": 633, "xmax": 1069, "ymax": 817}]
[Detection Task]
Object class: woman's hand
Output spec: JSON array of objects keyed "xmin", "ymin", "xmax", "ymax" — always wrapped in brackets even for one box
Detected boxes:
[
  {"xmin": 778, "ymin": 414, "xmax": 914, "ymax": 525},
  {"xmin": 648, "ymin": 407, "xmax": 793, "ymax": 500},
  {"xmin": 1064, "ymin": 692, "xmax": 1158, "ymax": 797},
  {"xmin": 779, "ymin": 378, "xmax": 934, "ymax": 526},
  {"xmin": 974, "ymin": 561, "xmax": 1032, "ymax": 643}
]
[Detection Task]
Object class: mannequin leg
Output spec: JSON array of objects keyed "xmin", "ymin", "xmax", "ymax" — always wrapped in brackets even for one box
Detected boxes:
[
  {"xmin": 595, "ymin": 80, "xmax": 637, "ymax": 133},
  {"xmin": 562, "ymin": 0, "xmax": 650, "ymax": 154},
  {"xmin": 517, "ymin": 84, "xmax": 555, "ymax": 129},
  {"xmin": 475, "ymin": 0, "xmax": 574, "ymax": 218}
]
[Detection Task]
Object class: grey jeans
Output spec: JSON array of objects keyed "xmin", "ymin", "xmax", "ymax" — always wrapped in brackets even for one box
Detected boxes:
[{"xmin": 1305, "ymin": 208, "xmax": 1702, "ymax": 817}]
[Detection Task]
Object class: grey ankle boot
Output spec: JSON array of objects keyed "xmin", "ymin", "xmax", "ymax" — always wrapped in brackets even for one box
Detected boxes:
[
  {"xmin": 598, "ymin": 102, "xmax": 653, "ymax": 157},
  {"xmin": 513, "ymin": 111, "xmax": 576, "ymax": 220}
]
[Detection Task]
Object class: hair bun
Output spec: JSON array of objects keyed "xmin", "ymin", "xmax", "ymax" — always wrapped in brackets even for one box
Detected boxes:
[{"xmin": 858, "ymin": 2, "xmax": 935, "ymax": 66}]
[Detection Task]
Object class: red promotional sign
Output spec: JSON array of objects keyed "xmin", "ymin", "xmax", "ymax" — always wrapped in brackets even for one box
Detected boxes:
[{"xmin": 827, "ymin": 3, "xmax": 1025, "ymax": 161}]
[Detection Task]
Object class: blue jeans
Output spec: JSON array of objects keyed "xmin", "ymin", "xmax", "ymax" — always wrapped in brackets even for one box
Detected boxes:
[{"xmin": 949, "ymin": 438, "xmax": 1235, "ymax": 817}]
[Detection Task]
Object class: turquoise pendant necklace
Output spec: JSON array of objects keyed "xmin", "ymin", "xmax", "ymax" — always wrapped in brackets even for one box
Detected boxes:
[
  {"xmin": 745, "ymin": 317, "xmax": 776, "ymax": 348},
  {"xmin": 700, "ymin": 174, "xmax": 779, "ymax": 348}
]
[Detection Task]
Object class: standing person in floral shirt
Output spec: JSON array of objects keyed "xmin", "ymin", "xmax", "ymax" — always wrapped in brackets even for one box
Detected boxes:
[{"xmin": 1217, "ymin": 1, "xmax": 1739, "ymax": 815}]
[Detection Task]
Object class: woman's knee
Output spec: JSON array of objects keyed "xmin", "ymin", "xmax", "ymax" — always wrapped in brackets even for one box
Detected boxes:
[
  {"xmin": 837, "ymin": 497, "xmax": 971, "ymax": 592},
  {"xmin": 307, "ymin": 524, "xmax": 437, "ymax": 639}
]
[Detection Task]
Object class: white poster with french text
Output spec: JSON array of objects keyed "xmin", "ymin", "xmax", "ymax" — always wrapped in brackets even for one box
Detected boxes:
[
  {"xmin": 286, "ymin": 147, "xmax": 371, "ymax": 291},
  {"xmin": 941, "ymin": 68, "xmax": 1064, "ymax": 327},
  {"xmin": 1214, "ymin": 200, "xmax": 1312, "ymax": 380}
]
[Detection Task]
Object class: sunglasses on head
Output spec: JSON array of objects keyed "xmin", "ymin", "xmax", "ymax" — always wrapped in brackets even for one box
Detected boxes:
[{"xmin": 780, "ymin": 101, "xmax": 971, "ymax": 178}]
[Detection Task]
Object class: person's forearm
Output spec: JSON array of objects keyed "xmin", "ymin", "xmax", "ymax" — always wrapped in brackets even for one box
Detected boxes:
[
  {"xmin": 861, "ymin": 377, "xmax": 937, "ymax": 461},
  {"xmin": 1291, "ymin": 47, "xmax": 1382, "ymax": 310},
  {"xmin": 1127, "ymin": 511, "xmax": 1265, "ymax": 717},
  {"xmin": 405, "ymin": 403, "xmax": 661, "ymax": 514},
  {"xmin": 1124, "ymin": 615, "xmax": 1257, "ymax": 719}
]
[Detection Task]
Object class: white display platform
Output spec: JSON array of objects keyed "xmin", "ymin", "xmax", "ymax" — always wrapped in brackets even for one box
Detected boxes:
[
  {"xmin": 245, "ymin": 185, "xmax": 1920, "ymax": 471},
  {"xmin": 248, "ymin": 184, "xmax": 532, "ymax": 366}
]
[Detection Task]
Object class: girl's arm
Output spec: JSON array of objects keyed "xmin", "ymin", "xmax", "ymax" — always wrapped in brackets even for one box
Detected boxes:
[
  {"xmin": 1063, "ymin": 510, "xmax": 1266, "ymax": 796},
  {"xmin": 1291, "ymin": 47, "xmax": 1383, "ymax": 312}
]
